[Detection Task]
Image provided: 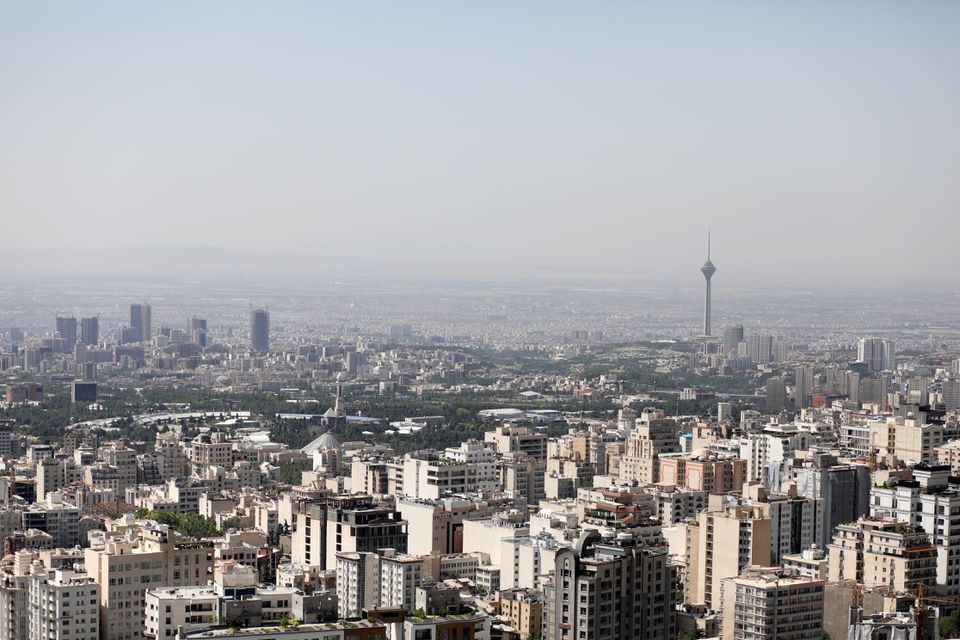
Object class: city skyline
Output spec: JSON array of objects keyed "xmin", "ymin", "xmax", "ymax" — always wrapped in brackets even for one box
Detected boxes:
[{"xmin": 3, "ymin": 5, "xmax": 960, "ymax": 640}]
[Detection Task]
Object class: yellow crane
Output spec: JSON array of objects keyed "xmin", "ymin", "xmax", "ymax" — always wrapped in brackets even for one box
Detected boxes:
[{"xmin": 910, "ymin": 583, "xmax": 960, "ymax": 640}]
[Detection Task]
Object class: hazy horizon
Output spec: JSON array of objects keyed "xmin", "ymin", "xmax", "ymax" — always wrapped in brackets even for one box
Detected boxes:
[{"xmin": 3, "ymin": 2, "xmax": 960, "ymax": 285}]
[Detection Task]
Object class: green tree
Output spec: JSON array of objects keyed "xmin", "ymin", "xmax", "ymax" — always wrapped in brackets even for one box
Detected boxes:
[{"xmin": 940, "ymin": 607, "xmax": 960, "ymax": 640}]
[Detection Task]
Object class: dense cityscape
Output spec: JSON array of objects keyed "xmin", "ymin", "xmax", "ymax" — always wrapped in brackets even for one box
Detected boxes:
[
  {"xmin": 2, "ymin": 241, "xmax": 960, "ymax": 640},
  {"xmin": 5, "ymin": 3, "xmax": 960, "ymax": 640}
]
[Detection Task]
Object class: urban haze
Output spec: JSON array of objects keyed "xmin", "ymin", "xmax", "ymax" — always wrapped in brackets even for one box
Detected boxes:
[{"xmin": 2, "ymin": 5, "xmax": 960, "ymax": 640}]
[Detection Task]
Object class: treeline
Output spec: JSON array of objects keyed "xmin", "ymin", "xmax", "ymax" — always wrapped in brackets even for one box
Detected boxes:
[{"xmin": 133, "ymin": 508, "xmax": 221, "ymax": 538}]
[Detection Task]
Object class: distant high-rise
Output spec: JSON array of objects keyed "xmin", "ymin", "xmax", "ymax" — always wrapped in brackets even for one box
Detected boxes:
[
  {"xmin": 189, "ymin": 317, "xmax": 208, "ymax": 347},
  {"xmin": 251, "ymin": 309, "xmax": 270, "ymax": 353},
  {"xmin": 700, "ymin": 233, "xmax": 717, "ymax": 336},
  {"xmin": 747, "ymin": 335, "xmax": 774, "ymax": 364},
  {"xmin": 129, "ymin": 303, "xmax": 152, "ymax": 342},
  {"xmin": 722, "ymin": 324, "xmax": 744, "ymax": 355},
  {"xmin": 80, "ymin": 316, "xmax": 99, "ymax": 345},
  {"xmin": 944, "ymin": 380, "xmax": 960, "ymax": 411},
  {"xmin": 766, "ymin": 376, "xmax": 788, "ymax": 410},
  {"xmin": 857, "ymin": 337, "xmax": 894, "ymax": 372},
  {"xmin": 795, "ymin": 365, "xmax": 815, "ymax": 409},
  {"xmin": 55, "ymin": 317, "xmax": 77, "ymax": 346}
]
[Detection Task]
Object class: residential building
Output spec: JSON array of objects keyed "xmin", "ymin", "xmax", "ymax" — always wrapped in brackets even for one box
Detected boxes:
[
  {"xmin": 720, "ymin": 567, "xmax": 823, "ymax": 640},
  {"xmin": 618, "ymin": 408, "xmax": 680, "ymax": 485},
  {"xmin": 686, "ymin": 503, "xmax": 773, "ymax": 610},
  {"xmin": 28, "ymin": 564, "xmax": 100, "ymax": 640},
  {"xmin": 828, "ymin": 518, "xmax": 937, "ymax": 592},
  {"xmin": 544, "ymin": 530, "xmax": 674, "ymax": 640}
]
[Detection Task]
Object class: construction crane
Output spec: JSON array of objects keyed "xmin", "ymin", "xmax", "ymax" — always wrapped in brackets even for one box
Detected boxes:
[{"xmin": 910, "ymin": 583, "xmax": 960, "ymax": 640}]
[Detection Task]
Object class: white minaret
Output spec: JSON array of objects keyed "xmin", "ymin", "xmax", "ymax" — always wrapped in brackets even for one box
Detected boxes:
[{"xmin": 700, "ymin": 233, "xmax": 716, "ymax": 336}]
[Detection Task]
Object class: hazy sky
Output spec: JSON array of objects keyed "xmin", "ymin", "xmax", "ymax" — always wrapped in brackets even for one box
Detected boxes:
[{"xmin": 2, "ymin": 2, "xmax": 959, "ymax": 283}]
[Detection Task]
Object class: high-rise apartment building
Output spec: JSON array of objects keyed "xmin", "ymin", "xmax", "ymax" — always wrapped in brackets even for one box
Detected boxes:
[
  {"xmin": 686, "ymin": 504, "xmax": 773, "ymax": 610},
  {"xmin": 943, "ymin": 379, "xmax": 960, "ymax": 411},
  {"xmin": 84, "ymin": 518, "xmax": 214, "ymax": 640},
  {"xmin": 828, "ymin": 518, "xmax": 936, "ymax": 592},
  {"xmin": 869, "ymin": 465, "xmax": 960, "ymax": 594},
  {"xmin": 484, "ymin": 424, "xmax": 548, "ymax": 461},
  {"xmin": 336, "ymin": 551, "xmax": 379, "ymax": 619},
  {"xmin": 722, "ymin": 325, "xmax": 744, "ymax": 356},
  {"xmin": 80, "ymin": 317, "xmax": 99, "ymax": 345},
  {"xmin": 28, "ymin": 565, "xmax": 100, "ymax": 640},
  {"xmin": 868, "ymin": 415, "xmax": 944, "ymax": 465},
  {"xmin": 397, "ymin": 498, "xmax": 490, "ymax": 556},
  {"xmin": 378, "ymin": 552, "xmax": 423, "ymax": 611},
  {"xmin": 22, "ymin": 493, "xmax": 81, "ymax": 548},
  {"xmin": 746, "ymin": 336, "xmax": 773, "ymax": 365},
  {"xmin": 251, "ymin": 309, "xmax": 270, "ymax": 353},
  {"xmin": 618, "ymin": 408, "xmax": 680, "ymax": 485},
  {"xmin": 794, "ymin": 462, "xmax": 871, "ymax": 548},
  {"xmin": 545, "ymin": 530, "xmax": 674, "ymax": 640},
  {"xmin": 290, "ymin": 497, "xmax": 407, "ymax": 571},
  {"xmin": 857, "ymin": 337, "xmax": 895, "ymax": 372},
  {"xmin": 55, "ymin": 317, "xmax": 77, "ymax": 347},
  {"xmin": 129, "ymin": 304, "xmax": 152, "ymax": 343},
  {"xmin": 720, "ymin": 567, "xmax": 824, "ymax": 640},
  {"xmin": 795, "ymin": 365, "xmax": 815, "ymax": 409}
]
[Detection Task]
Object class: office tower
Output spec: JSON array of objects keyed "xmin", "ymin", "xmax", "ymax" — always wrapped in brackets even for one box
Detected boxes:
[
  {"xmin": 251, "ymin": 308, "xmax": 270, "ymax": 353},
  {"xmin": 189, "ymin": 317, "xmax": 208, "ymax": 347},
  {"xmin": 72, "ymin": 381, "xmax": 98, "ymax": 403},
  {"xmin": 845, "ymin": 371, "xmax": 862, "ymax": 404},
  {"xmin": 720, "ymin": 567, "xmax": 824, "ymax": 640},
  {"xmin": 700, "ymin": 233, "xmax": 717, "ymax": 336},
  {"xmin": 80, "ymin": 316, "xmax": 99, "ymax": 345},
  {"xmin": 545, "ymin": 530, "xmax": 674, "ymax": 640},
  {"xmin": 765, "ymin": 376, "xmax": 787, "ymax": 410},
  {"xmin": 795, "ymin": 365, "xmax": 815, "ymax": 409},
  {"xmin": 55, "ymin": 316, "xmax": 77, "ymax": 348},
  {"xmin": 746, "ymin": 335, "xmax": 773, "ymax": 364},
  {"xmin": 82, "ymin": 362, "xmax": 97, "ymax": 381},
  {"xmin": 722, "ymin": 325, "xmax": 744, "ymax": 355},
  {"xmin": 129, "ymin": 303, "xmax": 152, "ymax": 342},
  {"xmin": 857, "ymin": 337, "xmax": 895, "ymax": 372}
]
